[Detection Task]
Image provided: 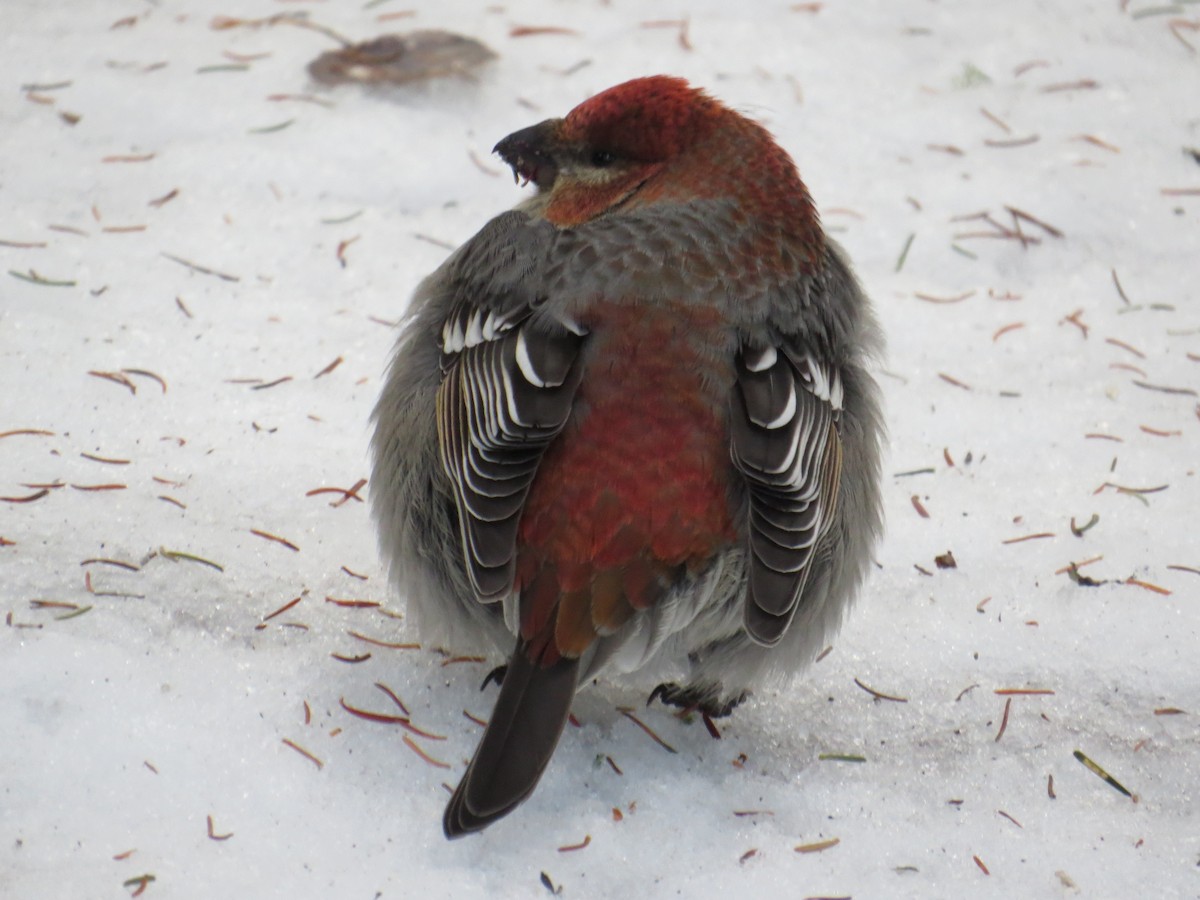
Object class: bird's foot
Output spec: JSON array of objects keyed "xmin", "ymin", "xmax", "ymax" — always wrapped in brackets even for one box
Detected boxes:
[
  {"xmin": 480, "ymin": 664, "xmax": 507, "ymax": 691},
  {"xmin": 647, "ymin": 682, "xmax": 747, "ymax": 718}
]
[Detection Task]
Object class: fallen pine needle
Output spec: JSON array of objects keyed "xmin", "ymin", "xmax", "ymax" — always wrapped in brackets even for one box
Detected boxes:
[
  {"xmin": 994, "ymin": 697, "xmax": 1012, "ymax": 742},
  {"xmin": 1077, "ymin": 133, "xmax": 1120, "ymax": 153},
  {"xmin": 123, "ymin": 368, "xmax": 167, "ymax": 393},
  {"xmin": 853, "ymin": 677, "xmax": 908, "ymax": 703},
  {"xmin": 557, "ymin": 834, "xmax": 591, "ymax": 852},
  {"xmin": 335, "ymin": 235, "xmax": 359, "ymax": 267},
  {"xmin": 1070, "ymin": 514, "xmax": 1100, "ymax": 537},
  {"xmin": 794, "ymin": 837, "xmax": 840, "ymax": 854},
  {"xmin": 619, "ymin": 708, "xmax": 677, "ymax": 753},
  {"xmin": 282, "ymin": 738, "xmax": 323, "ymax": 770},
  {"xmin": 1, "ymin": 489, "xmax": 50, "ymax": 503},
  {"xmin": 104, "ymin": 152, "xmax": 155, "ymax": 163},
  {"xmin": 973, "ymin": 855, "xmax": 990, "ymax": 875},
  {"xmin": 325, "ymin": 597, "xmax": 380, "ymax": 608},
  {"xmin": 123, "ymin": 874, "xmax": 156, "ymax": 897},
  {"xmin": 374, "ymin": 682, "xmax": 410, "ymax": 715},
  {"xmin": 9, "ymin": 268, "xmax": 76, "ymax": 287},
  {"xmin": 403, "ymin": 734, "xmax": 450, "ymax": 769},
  {"xmin": 206, "ymin": 815, "xmax": 233, "ymax": 841},
  {"xmin": 1124, "ymin": 577, "xmax": 1171, "ymax": 596},
  {"xmin": 1105, "ymin": 336, "xmax": 1146, "ymax": 358},
  {"xmin": 986, "ymin": 135, "xmax": 1039, "ymax": 148},
  {"xmin": 1073, "ymin": 749, "xmax": 1133, "ymax": 799},
  {"xmin": 89, "ymin": 370, "xmax": 137, "ymax": 394},
  {"xmin": 80, "ymin": 452, "xmax": 130, "ymax": 465},
  {"xmin": 161, "ymin": 251, "xmax": 240, "ymax": 282},
  {"xmin": 340, "ymin": 698, "xmax": 443, "ymax": 740},
  {"xmin": 251, "ymin": 376, "xmax": 293, "ymax": 391},
  {"xmin": 1133, "ymin": 380, "xmax": 1199, "ymax": 397},
  {"xmin": 914, "ymin": 290, "xmax": 974, "ymax": 304},
  {"xmin": 330, "ymin": 652, "xmax": 371, "ymax": 664},
  {"xmin": 1002, "ymin": 532, "xmax": 1055, "ymax": 544},
  {"xmin": 993, "ymin": 322, "xmax": 1025, "ymax": 341},
  {"xmin": 1094, "ymin": 481, "xmax": 1168, "ymax": 497},
  {"xmin": 994, "ymin": 688, "xmax": 1055, "ymax": 696},
  {"xmin": 262, "ymin": 595, "xmax": 302, "ymax": 622},
  {"xmin": 149, "ymin": 188, "xmax": 179, "ymax": 207},
  {"xmin": 818, "ymin": 753, "xmax": 866, "ymax": 763},
  {"xmin": 347, "ymin": 630, "xmax": 420, "ymax": 650},
  {"xmin": 159, "ymin": 548, "xmax": 224, "ymax": 571},
  {"xmin": 894, "ymin": 467, "xmax": 935, "ymax": 478},
  {"xmin": 339, "ymin": 697, "xmax": 409, "ymax": 725},
  {"xmin": 320, "ymin": 209, "xmax": 363, "ymax": 225},
  {"xmin": 1006, "ymin": 205, "xmax": 1063, "ymax": 237},
  {"xmin": 248, "ymin": 118, "xmax": 294, "ymax": 134},
  {"xmin": 398, "ymin": 720, "xmax": 446, "ymax": 739},
  {"xmin": 249, "ymin": 528, "xmax": 300, "ymax": 551},
  {"xmin": 509, "ymin": 25, "xmax": 579, "ymax": 37},
  {"xmin": 313, "ymin": 356, "xmax": 344, "ymax": 378},
  {"xmin": 895, "ymin": 232, "xmax": 915, "ymax": 272}
]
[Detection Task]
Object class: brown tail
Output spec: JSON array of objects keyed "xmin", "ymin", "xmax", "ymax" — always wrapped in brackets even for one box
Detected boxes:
[{"xmin": 443, "ymin": 643, "xmax": 579, "ymax": 838}]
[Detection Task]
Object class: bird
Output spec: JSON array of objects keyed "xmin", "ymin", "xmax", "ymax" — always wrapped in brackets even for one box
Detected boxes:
[{"xmin": 370, "ymin": 75, "xmax": 884, "ymax": 838}]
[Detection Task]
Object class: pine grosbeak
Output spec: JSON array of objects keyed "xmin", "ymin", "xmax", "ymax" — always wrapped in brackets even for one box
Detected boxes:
[{"xmin": 371, "ymin": 75, "xmax": 884, "ymax": 837}]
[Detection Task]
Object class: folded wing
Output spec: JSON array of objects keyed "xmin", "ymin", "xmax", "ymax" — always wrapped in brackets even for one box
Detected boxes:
[{"xmin": 730, "ymin": 342, "xmax": 843, "ymax": 645}]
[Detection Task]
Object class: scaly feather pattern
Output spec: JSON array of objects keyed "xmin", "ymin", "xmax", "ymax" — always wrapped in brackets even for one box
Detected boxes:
[
  {"xmin": 732, "ymin": 344, "xmax": 844, "ymax": 644},
  {"xmin": 436, "ymin": 300, "xmax": 586, "ymax": 601}
]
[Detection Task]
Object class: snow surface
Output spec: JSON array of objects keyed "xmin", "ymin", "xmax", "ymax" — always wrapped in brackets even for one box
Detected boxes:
[{"xmin": 2, "ymin": 1, "xmax": 1198, "ymax": 898}]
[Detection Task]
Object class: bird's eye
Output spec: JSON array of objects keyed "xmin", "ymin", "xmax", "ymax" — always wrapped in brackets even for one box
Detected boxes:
[{"xmin": 590, "ymin": 149, "xmax": 616, "ymax": 167}]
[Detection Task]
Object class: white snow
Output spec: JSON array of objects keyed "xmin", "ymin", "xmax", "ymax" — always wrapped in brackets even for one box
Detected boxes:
[{"xmin": 2, "ymin": 1, "xmax": 1198, "ymax": 898}]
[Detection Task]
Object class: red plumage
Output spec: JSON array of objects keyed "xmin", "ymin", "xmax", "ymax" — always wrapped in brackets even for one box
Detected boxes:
[{"xmin": 516, "ymin": 300, "xmax": 737, "ymax": 664}]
